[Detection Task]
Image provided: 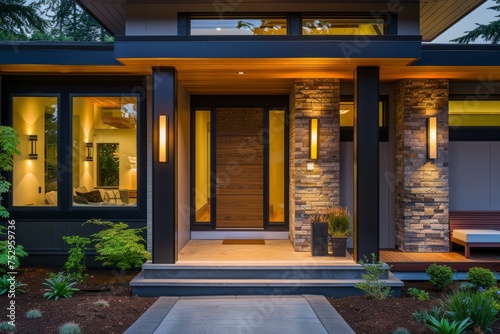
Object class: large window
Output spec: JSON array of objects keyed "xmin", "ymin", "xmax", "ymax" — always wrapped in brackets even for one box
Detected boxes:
[
  {"xmin": 72, "ymin": 96, "xmax": 138, "ymax": 207},
  {"xmin": 12, "ymin": 96, "xmax": 58, "ymax": 206},
  {"xmin": 191, "ymin": 18, "xmax": 287, "ymax": 35},
  {"xmin": 339, "ymin": 101, "xmax": 385, "ymax": 127}
]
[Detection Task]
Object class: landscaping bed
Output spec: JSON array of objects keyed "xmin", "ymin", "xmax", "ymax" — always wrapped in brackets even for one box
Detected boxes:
[{"xmin": 1, "ymin": 268, "xmax": 500, "ymax": 333}]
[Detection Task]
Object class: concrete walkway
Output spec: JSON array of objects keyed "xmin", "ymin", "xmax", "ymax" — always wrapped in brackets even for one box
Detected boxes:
[{"xmin": 124, "ymin": 295, "xmax": 355, "ymax": 334}]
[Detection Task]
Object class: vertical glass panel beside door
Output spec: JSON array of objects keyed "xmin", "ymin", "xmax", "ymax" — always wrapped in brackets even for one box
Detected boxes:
[
  {"xmin": 72, "ymin": 96, "xmax": 138, "ymax": 207},
  {"xmin": 12, "ymin": 96, "xmax": 59, "ymax": 206},
  {"xmin": 195, "ymin": 109, "xmax": 211, "ymax": 223},
  {"xmin": 269, "ymin": 109, "xmax": 285, "ymax": 223}
]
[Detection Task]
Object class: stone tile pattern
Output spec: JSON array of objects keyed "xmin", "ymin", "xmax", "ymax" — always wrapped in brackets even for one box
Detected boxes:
[
  {"xmin": 395, "ymin": 79, "xmax": 450, "ymax": 252},
  {"xmin": 289, "ymin": 79, "xmax": 340, "ymax": 251}
]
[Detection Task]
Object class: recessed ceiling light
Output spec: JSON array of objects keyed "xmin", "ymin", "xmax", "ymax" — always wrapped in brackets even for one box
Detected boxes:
[
  {"xmin": 216, "ymin": 27, "xmax": 222, "ymax": 31},
  {"xmin": 237, "ymin": 71, "xmax": 245, "ymax": 75}
]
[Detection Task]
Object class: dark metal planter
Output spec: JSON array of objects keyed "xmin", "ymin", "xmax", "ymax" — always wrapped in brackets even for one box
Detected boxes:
[
  {"xmin": 311, "ymin": 222, "xmax": 328, "ymax": 256},
  {"xmin": 331, "ymin": 237, "xmax": 347, "ymax": 257}
]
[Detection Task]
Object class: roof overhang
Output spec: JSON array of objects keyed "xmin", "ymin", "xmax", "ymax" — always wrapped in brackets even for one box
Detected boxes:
[{"xmin": 77, "ymin": 0, "xmax": 486, "ymax": 41}]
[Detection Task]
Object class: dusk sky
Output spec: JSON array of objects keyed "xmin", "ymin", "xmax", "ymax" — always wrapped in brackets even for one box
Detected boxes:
[{"xmin": 433, "ymin": 0, "xmax": 498, "ymax": 43}]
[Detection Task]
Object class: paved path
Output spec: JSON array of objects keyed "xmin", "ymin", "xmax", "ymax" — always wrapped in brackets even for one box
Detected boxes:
[{"xmin": 124, "ymin": 295, "xmax": 354, "ymax": 334}]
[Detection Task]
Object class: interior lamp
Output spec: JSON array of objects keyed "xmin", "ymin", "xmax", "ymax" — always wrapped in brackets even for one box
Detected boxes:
[
  {"xmin": 159, "ymin": 115, "xmax": 168, "ymax": 162},
  {"xmin": 28, "ymin": 135, "xmax": 38, "ymax": 160},
  {"xmin": 427, "ymin": 116, "xmax": 437, "ymax": 159},
  {"xmin": 85, "ymin": 142, "xmax": 93, "ymax": 161}
]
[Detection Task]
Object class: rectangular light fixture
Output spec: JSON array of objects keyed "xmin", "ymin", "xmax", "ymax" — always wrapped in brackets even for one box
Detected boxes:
[
  {"xmin": 28, "ymin": 135, "xmax": 38, "ymax": 160},
  {"xmin": 85, "ymin": 142, "xmax": 93, "ymax": 162},
  {"xmin": 427, "ymin": 116, "xmax": 437, "ymax": 159},
  {"xmin": 159, "ymin": 115, "xmax": 168, "ymax": 162},
  {"xmin": 309, "ymin": 118, "xmax": 319, "ymax": 160}
]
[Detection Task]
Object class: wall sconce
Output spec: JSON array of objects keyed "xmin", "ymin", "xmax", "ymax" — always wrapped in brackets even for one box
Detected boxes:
[
  {"xmin": 85, "ymin": 142, "xmax": 93, "ymax": 162},
  {"xmin": 306, "ymin": 160, "xmax": 314, "ymax": 171},
  {"xmin": 309, "ymin": 118, "xmax": 319, "ymax": 160},
  {"xmin": 158, "ymin": 115, "xmax": 168, "ymax": 162},
  {"xmin": 28, "ymin": 135, "xmax": 38, "ymax": 160},
  {"xmin": 427, "ymin": 116, "xmax": 437, "ymax": 159}
]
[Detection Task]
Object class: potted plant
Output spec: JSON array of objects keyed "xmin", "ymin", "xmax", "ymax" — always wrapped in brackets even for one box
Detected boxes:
[
  {"xmin": 309, "ymin": 211, "xmax": 329, "ymax": 256},
  {"xmin": 327, "ymin": 206, "xmax": 352, "ymax": 257}
]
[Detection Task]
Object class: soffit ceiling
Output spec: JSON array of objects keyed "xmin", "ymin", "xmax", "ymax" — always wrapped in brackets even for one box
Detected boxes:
[
  {"xmin": 77, "ymin": 0, "xmax": 486, "ymax": 41},
  {"xmin": 2, "ymin": 58, "xmax": 500, "ymax": 94}
]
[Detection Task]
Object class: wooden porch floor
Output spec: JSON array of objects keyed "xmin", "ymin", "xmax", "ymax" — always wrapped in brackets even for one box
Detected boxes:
[{"xmin": 381, "ymin": 248, "xmax": 500, "ymax": 272}]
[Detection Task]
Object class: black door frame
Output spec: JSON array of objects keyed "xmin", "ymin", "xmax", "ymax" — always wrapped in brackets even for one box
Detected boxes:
[{"xmin": 190, "ymin": 95, "xmax": 289, "ymax": 231}]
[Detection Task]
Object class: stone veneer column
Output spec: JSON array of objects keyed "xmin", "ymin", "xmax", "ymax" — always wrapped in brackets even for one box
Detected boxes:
[
  {"xmin": 395, "ymin": 79, "xmax": 449, "ymax": 252},
  {"xmin": 289, "ymin": 79, "xmax": 340, "ymax": 251}
]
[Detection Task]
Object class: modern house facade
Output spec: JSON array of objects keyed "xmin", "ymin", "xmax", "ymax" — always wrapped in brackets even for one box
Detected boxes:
[{"xmin": 1, "ymin": 0, "xmax": 500, "ymax": 266}]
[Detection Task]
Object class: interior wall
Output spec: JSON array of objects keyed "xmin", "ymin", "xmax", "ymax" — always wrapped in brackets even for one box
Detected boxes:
[{"xmin": 177, "ymin": 83, "xmax": 191, "ymax": 251}]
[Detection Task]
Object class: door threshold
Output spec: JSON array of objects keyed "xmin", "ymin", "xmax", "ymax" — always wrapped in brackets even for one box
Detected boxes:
[{"xmin": 191, "ymin": 231, "xmax": 290, "ymax": 240}]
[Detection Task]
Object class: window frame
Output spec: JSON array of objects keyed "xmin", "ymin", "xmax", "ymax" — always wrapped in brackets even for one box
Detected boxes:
[{"xmin": 1, "ymin": 76, "xmax": 147, "ymax": 220}]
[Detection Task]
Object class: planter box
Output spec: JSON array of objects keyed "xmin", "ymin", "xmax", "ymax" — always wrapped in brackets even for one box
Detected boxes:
[
  {"xmin": 311, "ymin": 222, "xmax": 328, "ymax": 256},
  {"xmin": 331, "ymin": 237, "xmax": 347, "ymax": 257}
]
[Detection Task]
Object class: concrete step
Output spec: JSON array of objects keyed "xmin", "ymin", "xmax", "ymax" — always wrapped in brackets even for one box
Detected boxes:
[{"xmin": 130, "ymin": 263, "xmax": 404, "ymax": 297}]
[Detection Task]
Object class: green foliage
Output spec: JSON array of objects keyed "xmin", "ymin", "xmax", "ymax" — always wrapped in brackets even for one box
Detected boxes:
[
  {"xmin": 25, "ymin": 309, "xmax": 43, "ymax": 319},
  {"xmin": 392, "ymin": 328, "xmax": 410, "ymax": 334},
  {"xmin": 451, "ymin": 0, "xmax": 500, "ymax": 44},
  {"xmin": 0, "ymin": 226, "xmax": 28, "ymax": 273},
  {"xmin": 42, "ymin": 272, "xmax": 79, "ymax": 300},
  {"xmin": 63, "ymin": 235, "xmax": 91, "ymax": 282},
  {"xmin": 413, "ymin": 306, "xmax": 471, "ymax": 334},
  {"xmin": 0, "ymin": 126, "xmax": 21, "ymax": 218},
  {"xmin": 0, "ymin": 0, "xmax": 47, "ymax": 41},
  {"xmin": 407, "ymin": 287, "xmax": 430, "ymax": 301},
  {"xmin": 84, "ymin": 219, "xmax": 150, "ymax": 284},
  {"xmin": 443, "ymin": 288, "xmax": 499, "ymax": 332},
  {"xmin": 326, "ymin": 206, "xmax": 352, "ymax": 237},
  {"xmin": 59, "ymin": 322, "xmax": 81, "ymax": 334},
  {"xmin": 0, "ymin": 321, "xmax": 15, "ymax": 332},
  {"xmin": 467, "ymin": 267, "xmax": 497, "ymax": 289},
  {"xmin": 483, "ymin": 287, "xmax": 500, "ymax": 311},
  {"xmin": 426, "ymin": 264, "xmax": 454, "ymax": 291},
  {"xmin": 0, "ymin": 274, "xmax": 25, "ymax": 295},
  {"xmin": 355, "ymin": 253, "xmax": 392, "ymax": 300}
]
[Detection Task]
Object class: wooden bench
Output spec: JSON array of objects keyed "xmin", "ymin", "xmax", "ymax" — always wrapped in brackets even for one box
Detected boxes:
[{"xmin": 450, "ymin": 212, "xmax": 500, "ymax": 258}]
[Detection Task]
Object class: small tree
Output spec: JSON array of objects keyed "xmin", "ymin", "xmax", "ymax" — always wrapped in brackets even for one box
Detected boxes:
[
  {"xmin": 451, "ymin": 0, "xmax": 500, "ymax": 44},
  {"xmin": 63, "ymin": 236, "xmax": 91, "ymax": 282},
  {"xmin": 0, "ymin": 126, "xmax": 21, "ymax": 219},
  {"xmin": 83, "ymin": 219, "xmax": 150, "ymax": 284}
]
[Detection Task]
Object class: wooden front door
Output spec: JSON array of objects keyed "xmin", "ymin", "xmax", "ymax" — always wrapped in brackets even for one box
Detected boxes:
[{"xmin": 215, "ymin": 108, "xmax": 264, "ymax": 228}]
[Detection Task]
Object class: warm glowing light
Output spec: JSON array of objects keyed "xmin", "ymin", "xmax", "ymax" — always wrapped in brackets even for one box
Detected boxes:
[
  {"xmin": 427, "ymin": 116, "xmax": 437, "ymax": 159},
  {"xmin": 237, "ymin": 71, "xmax": 245, "ymax": 75},
  {"xmin": 306, "ymin": 160, "xmax": 314, "ymax": 171},
  {"xmin": 309, "ymin": 118, "xmax": 319, "ymax": 160},
  {"xmin": 159, "ymin": 115, "xmax": 168, "ymax": 162}
]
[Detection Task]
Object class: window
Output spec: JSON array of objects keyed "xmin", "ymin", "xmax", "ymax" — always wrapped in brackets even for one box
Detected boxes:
[
  {"xmin": 269, "ymin": 109, "xmax": 285, "ymax": 223},
  {"xmin": 72, "ymin": 96, "xmax": 138, "ymax": 207},
  {"xmin": 12, "ymin": 96, "xmax": 59, "ymax": 206},
  {"xmin": 449, "ymin": 100, "xmax": 500, "ymax": 127},
  {"xmin": 194, "ymin": 109, "xmax": 211, "ymax": 222},
  {"xmin": 340, "ymin": 101, "xmax": 385, "ymax": 127},
  {"xmin": 191, "ymin": 18, "xmax": 287, "ymax": 35},
  {"xmin": 302, "ymin": 18, "xmax": 385, "ymax": 35}
]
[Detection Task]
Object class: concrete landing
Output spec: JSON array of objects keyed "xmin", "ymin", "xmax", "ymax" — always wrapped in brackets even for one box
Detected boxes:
[{"xmin": 124, "ymin": 295, "xmax": 355, "ymax": 334}]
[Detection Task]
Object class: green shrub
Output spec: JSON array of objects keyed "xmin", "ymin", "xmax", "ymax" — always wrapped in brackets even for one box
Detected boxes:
[
  {"xmin": 83, "ymin": 219, "xmax": 151, "ymax": 284},
  {"xmin": 42, "ymin": 272, "xmax": 79, "ymax": 300},
  {"xmin": 392, "ymin": 328, "xmax": 410, "ymax": 334},
  {"xmin": 443, "ymin": 288, "xmax": 498, "ymax": 332},
  {"xmin": 0, "ymin": 126, "xmax": 21, "ymax": 219},
  {"xmin": 0, "ymin": 225, "xmax": 28, "ymax": 274},
  {"xmin": 0, "ymin": 321, "xmax": 15, "ymax": 332},
  {"xmin": 63, "ymin": 235, "xmax": 91, "ymax": 282},
  {"xmin": 25, "ymin": 309, "xmax": 43, "ymax": 319},
  {"xmin": 0, "ymin": 274, "xmax": 26, "ymax": 295},
  {"xmin": 407, "ymin": 287, "xmax": 430, "ymax": 301},
  {"xmin": 426, "ymin": 264, "xmax": 454, "ymax": 291},
  {"xmin": 484, "ymin": 287, "xmax": 500, "ymax": 311},
  {"xmin": 468, "ymin": 267, "xmax": 497, "ymax": 289},
  {"xmin": 59, "ymin": 322, "xmax": 81, "ymax": 334},
  {"xmin": 413, "ymin": 306, "xmax": 471, "ymax": 334},
  {"xmin": 355, "ymin": 253, "xmax": 392, "ymax": 300}
]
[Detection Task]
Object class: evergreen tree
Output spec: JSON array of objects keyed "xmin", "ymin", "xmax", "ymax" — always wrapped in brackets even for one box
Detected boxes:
[
  {"xmin": 451, "ymin": 0, "xmax": 500, "ymax": 44},
  {"xmin": 0, "ymin": 0, "xmax": 46, "ymax": 40}
]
